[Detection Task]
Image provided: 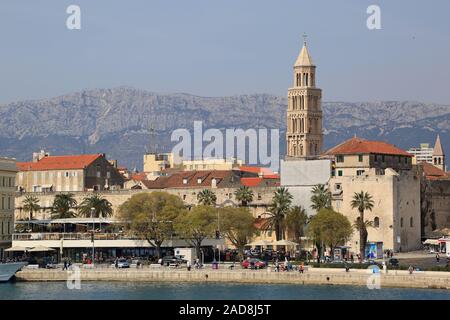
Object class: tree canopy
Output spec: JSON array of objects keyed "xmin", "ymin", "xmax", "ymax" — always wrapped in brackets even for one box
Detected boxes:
[
  {"xmin": 118, "ymin": 192, "xmax": 186, "ymax": 258},
  {"xmin": 307, "ymin": 208, "xmax": 353, "ymax": 258}
]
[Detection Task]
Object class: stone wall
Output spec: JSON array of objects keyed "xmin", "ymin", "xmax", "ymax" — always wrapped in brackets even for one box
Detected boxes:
[{"xmin": 15, "ymin": 268, "xmax": 450, "ymax": 290}]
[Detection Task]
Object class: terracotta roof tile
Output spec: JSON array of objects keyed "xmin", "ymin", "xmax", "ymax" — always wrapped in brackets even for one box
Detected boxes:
[
  {"xmin": 17, "ymin": 154, "xmax": 102, "ymax": 171},
  {"xmin": 421, "ymin": 162, "xmax": 449, "ymax": 180},
  {"xmin": 325, "ymin": 137, "xmax": 412, "ymax": 157}
]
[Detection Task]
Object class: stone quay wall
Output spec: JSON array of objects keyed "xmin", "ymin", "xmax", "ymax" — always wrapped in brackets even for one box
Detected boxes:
[{"xmin": 15, "ymin": 267, "xmax": 450, "ymax": 290}]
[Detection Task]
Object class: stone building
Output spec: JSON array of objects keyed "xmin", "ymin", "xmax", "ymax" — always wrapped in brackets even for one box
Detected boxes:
[
  {"xmin": 15, "ymin": 168, "xmax": 279, "ymax": 221},
  {"xmin": 16, "ymin": 152, "xmax": 124, "ymax": 192},
  {"xmin": 326, "ymin": 137, "xmax": 421, "ymax": 253},
  {"xmin": 0, "ymin": 157, "xmax": 17, "ymax": 259},
  {"xmin": 419, "ymin": 162, "xmax": 450, "ymax": 238},
  {"xmin": 286, "ymin": 39, "xmax": 323, "ymax": 159}
]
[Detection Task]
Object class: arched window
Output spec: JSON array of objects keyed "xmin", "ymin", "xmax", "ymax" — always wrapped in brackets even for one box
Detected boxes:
[
  {"xmin": 400, "ymin": 217, "xmax": 404, "ymax": 228},
  {"xmin": 410, "ymin": 217, "xmax": 413, "ymax": 228},
  {"xmin": 374, "ymin": 217, "xmax": 380, "ymax": 228}
]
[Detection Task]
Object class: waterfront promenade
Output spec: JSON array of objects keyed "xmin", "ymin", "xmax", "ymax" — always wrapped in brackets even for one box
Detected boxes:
[{"xmin": 15, "ymin": 266, "xmax": 450, "ymax": 290}]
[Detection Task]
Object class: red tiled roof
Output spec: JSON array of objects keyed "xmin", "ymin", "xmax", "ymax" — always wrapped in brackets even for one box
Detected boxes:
[
  {"xmin": 325, "ymin": 137, "xmax": 412, "ymax": 157},
  {"xmin": 17, "ymin": 154, "xmax": 102, "ymax": 171},
  {"xmin": 130, "ymin": 172, "xmax": 147, "ymax": 181},
  {"xmin": 421, "ymin": 162, "xmax": 449, "ymax": 180},
  {"xmin": 239, "ymin": 166, "xmax": 276, "ymax": 175},
  {"xmin": 241, "ymin": 177, "xmax": 263, "ymax": 187}
]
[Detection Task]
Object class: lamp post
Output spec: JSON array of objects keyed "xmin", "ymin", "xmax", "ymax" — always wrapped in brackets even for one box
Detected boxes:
[{"xmin": 90, "ymin": 207, "xmax": 95, "ymax": 266}]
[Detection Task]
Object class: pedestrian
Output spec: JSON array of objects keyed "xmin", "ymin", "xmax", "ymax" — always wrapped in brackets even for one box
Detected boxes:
[
  {"xmin": 187, "ymin": 260, "xmax": 191, "ymax": 271},
  {"xmin": 299, "ymin": 263, "xmax": 304, "ymax": 274},
  {"xmin": 382, "ymin": 261, "xmax": 387, "ymax": 274},
  {"xmin": 408, "ymin": 265, "xmax": 414, "ymax": 274},
  {"xmin": 115, "ymin": 257, "xmax": 119, "ymax": 269},
  {"xmin": 63, "ymin": 259, "xmax": 68, "ymax": 271},
  {"xmin": 436, "ymin": 253, "xmax": 440, "ymax": 263}
]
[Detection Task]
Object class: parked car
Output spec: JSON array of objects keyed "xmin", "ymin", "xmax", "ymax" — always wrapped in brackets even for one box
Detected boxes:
[
  {"xmin": 161, "ymin": 256, "xmax": 184, "ymax": 266},
  {"xmin": 241, "ymin": 258, "xmax": 266, "ymax": 269},
  {"xmin": 388, "ymin": 258, "xmax": 399, "ymax": 268},
  {"xmin": 116, "ymin": 259, "xmax": 130, "ymax": 268}
]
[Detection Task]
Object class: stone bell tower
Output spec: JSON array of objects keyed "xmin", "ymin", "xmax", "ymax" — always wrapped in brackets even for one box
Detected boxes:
[{"xmin": 286, "ymin": 37, "xmax": 323, "ymax": 159}]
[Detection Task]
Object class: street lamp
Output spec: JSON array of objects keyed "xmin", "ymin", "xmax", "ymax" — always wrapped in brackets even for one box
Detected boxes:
[{"xmin": 90, "ymin": 207, "xmax": 95, "ymax": 266}]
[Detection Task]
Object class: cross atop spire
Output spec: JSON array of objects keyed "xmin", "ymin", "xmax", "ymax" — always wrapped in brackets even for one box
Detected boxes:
[{"xmin": 302, "ymin": 32, "xmax": 307, "ymax": 46}]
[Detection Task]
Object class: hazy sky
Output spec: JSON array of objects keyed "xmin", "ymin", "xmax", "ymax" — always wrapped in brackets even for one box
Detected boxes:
[{"xmin": 1, "ymin": 0, "xmax": 449, "ymax": 104}]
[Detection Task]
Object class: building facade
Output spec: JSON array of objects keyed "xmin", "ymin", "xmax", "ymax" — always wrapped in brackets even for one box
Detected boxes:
[
  {"xmin": 286, "ymin": 39, "xmax": 323, "ymax": 159},
  {"xmin": 0, "ymin": 157, "xmax": 17, "ymax": 260},
  {"xmin": 326, "ymin": 137, "xmax": 421, "ymax": 253},
  {"xmin": 16, "ymin": 152, "xmax": 124, "ymax": 193}
]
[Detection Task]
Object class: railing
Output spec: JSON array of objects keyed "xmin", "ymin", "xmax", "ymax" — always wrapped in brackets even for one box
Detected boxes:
[{"xmin": 13, "ymin": 233, "xmax": 144, "ymax": 241}]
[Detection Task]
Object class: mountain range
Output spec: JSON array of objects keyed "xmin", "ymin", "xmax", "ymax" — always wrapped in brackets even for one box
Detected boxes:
[{"xmin": 0, "ymin": 87, "xmax": 449, "ymax": 170}]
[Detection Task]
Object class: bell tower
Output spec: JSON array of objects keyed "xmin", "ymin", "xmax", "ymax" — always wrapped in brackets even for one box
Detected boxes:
[{"xmin": 286, "ymin": 36, "xmax": 323, "ymax": 159}]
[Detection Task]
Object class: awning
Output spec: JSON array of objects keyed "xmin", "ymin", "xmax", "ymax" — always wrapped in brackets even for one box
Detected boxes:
[
  {"xmin": 424, "ymin": 239, "xmax": 440, "ymax": 245},
  {"xmin": 41, "ymin": 184, "xmax": 53, "ymax": 189}
]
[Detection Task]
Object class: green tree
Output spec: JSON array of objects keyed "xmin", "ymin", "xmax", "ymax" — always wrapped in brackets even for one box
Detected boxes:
[
  {"xmin": 51, "ymin": 193, "xmax": 77, "ymax": 219},
  {"xmin": 307, "ymin": 208, "xmax": 353, "ymax": 260},
  {"xmin": 22, "ymin": 195, "xmax": 41, "ymax": 222},
  {"xmin": 220, "ymin": 207, "xmax": 257, "ymax": 259},
  {"xmin": 263, "ymin": 187, "xmax": 293, "ymax": 240},
  {"xmin": 350, "ymin": 191, "xmax": 375, "ymax": 261},
  {"xmin": 174, "ymin": 205, "xmax": 217, "ymax": 259},
  {"xmin": 234, "ymin": 186, "xmax": 254, "ymax": 206},
  {"xmin": 78, "ymin": 193, "xmax": 113, "ymax": 218},
  {"xmin": 118, "ymin": 192, "xmax": 186, "ymax": 258},
  {"xmin": 310, "ymin": 184, "xmax": 332, "ymax": 212},
  {"xmin": 197, "ymin": 189, "xmax": 217, "ymax": 206},
  {"xmin": 284, "ymin": 205, "xmax": 308, "ymax": 245}
]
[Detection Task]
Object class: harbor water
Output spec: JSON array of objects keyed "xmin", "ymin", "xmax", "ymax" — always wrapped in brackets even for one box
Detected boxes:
[{"xmin": 1, "ymin": 282, "xmax": 450, "ymax": 300}]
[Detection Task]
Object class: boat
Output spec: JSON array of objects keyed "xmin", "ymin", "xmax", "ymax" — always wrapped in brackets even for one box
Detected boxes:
[{"xmin": 0, "ymin": 262, "xmax": 27, "ymax": 282}]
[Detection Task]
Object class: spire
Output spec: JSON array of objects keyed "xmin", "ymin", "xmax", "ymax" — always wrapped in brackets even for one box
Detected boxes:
[
  {"xmin": 433, "ymin": 134, "xmax": 445, "ymax": 156},
  {"xmin": 294, "ymin": 34, "xmax": 314, "ymax": 67}
]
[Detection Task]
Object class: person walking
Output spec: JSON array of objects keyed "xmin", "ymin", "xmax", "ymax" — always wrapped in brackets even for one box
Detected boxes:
[
  {"xmin": 186, "ymin": 260, "xmax": 191, "ymax": 271},
  {"xmin": 408, "ymin": 265, "xmax": 414, "ymax": 275},
  {"xmin": 63, "ymin": 259, "xmax": 68, "ymax": 271},
  {"xmin": 436, "ymin": 253, "xmax": 440, "ymax": 263}
]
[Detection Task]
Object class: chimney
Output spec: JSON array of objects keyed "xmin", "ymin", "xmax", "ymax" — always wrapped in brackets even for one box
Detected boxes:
[{"xmin": 211, "ymin": 178, "xmax": 217, "ymax": 188}]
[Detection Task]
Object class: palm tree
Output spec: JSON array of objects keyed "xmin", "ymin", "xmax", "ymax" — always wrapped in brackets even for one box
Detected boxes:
[
  {"xmin": 234, "ymin": 186, "xmax": 254, "ymax": 206},
  {"xmin": 351, "ymin": 191, "xmax": 374, "ymax": 261},
  {"xmin": 22, "ymin": 195, "xmax": 41, "ymax": 229},
  {"xmin": 78, "ymin": 193, "xmax": 113, "ymax": 218},
  {"xmin": 197, "ymin": 189, "xmax": 217, "ymax": 206},
  {"xmin": 263, "ymin": 187, "xmax": 293, "ymax": 240},
  {"xmin": 51, "ymin": 193, "xmax": 77, "ymax": 219},
  {"xmin": 310, "ymin": 184, "xmax": 332, "ymax": 212},
  {"xmin": 285, "ymin": 205, "xmax": 308, "ymax": 246}
]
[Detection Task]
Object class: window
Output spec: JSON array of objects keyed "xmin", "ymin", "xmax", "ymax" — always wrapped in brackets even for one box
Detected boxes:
[
  {"xmin": 336, "ymin": 155, "xmax": 344, "ymax": 163},
  {"xmin": 381, "ymin": 155, "xmax": 385, "ymax": 162},
  {"xmin": 258, "ymin": 193, "xmax": 262, "ymax": 200},
  {"xmin": 410, "ymin": 217, "xmax": 413, "ymax": 228},
  {"xmin": 334, "ymin": 183, "xmax": 341, "ymax": 190},
  {"xmin": 357, "ymin": 170, "xmax": 365, "ymax": 176},
  {"xmin": 400, "ymin": 217, "xmax": 404, "ymax": 228},
  {"xmin": 65, "ymin": 172, "xmax": 69, "ymax": 177},
  {"xmin": 96, "ymin": 171, "xmax": 101, "ymax": 178},
  {"xmin": 374, "ymin": 217, "xmax": 380, "ymax": 228},
  {"xmin": 338, "ymin": 170, "xmax": 343, "ymax": 177},
  {"xmin": 358, "ymin": 155, "xmax": 363, "ymax": 162}
]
